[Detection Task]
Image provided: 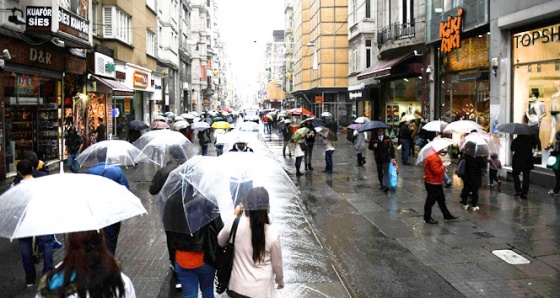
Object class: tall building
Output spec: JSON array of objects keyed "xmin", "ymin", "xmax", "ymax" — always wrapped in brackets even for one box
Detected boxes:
[{"xmin": 292, "ymin": 0, "xmax": 350, "ymax": 125}]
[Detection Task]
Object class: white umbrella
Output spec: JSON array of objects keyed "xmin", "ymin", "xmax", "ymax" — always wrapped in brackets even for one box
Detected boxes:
[
  {"xmin": 172, "ymin": 121, "xmax": 189, "ymax": 131},
  {"xmin": 443, "ymin": 120, "xmax": 483, "ymax": 133},
  {"xmin": 191, "ymin": 121, "xmax": 210, "ymax": 131},
  {"xmin": 422, "ymin": 120, "xmax": 449, "ymax": 132},
  {"xmin": 133, "ymin": 130, "xmax": 196, "ymax": 167},
  {"xmin": 236, "ymin": 121, "xmax": 260, "ymax": 132},
  {"xmin": 416, "ymin": 138, "xmax": 453, "ymax": 165},
  {"xmin": 399, "ymin": 114, "xmax": 420, "ymax": 122},
  {"xmin": 354, "ymin": 116, "xmax": 370, "ymax": 124},
  {"xmin": 76, "ymin": 140, "xmax": 149, "ymax": 168},
  {"xmin": 0, "ymin": 174, "xmax": 147, "ymax": 240},
  {"xmin": 459, "ymin": 131, "xmax": 501, "ymax": 157},
  {"xmin": 321, "ymin": 112, "xmax": 332, "ymax": 118},
  {"xmin": 174, "ymin": 116, "xmax": 184, "ymax": 122}
]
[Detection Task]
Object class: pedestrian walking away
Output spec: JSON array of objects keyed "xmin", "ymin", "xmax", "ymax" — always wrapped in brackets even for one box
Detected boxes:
[
  {"xmin": 488, "ymin": 153, "xmax": 503, "ymax": 190},
  {"xmin": 64, "ymin": 126, "xmax": 84, "ymax": 173},
  {"xmin": 423, "ymin": 148, "xmax": 458, "ymax": 224},
  {"xmin": 292, "ymin": 139, "xmax": 306, "ymax": 176},
  {"xmin": 35, "ymin": 230, "xmax": 136, "ymax": 297},
  {"xmin": 282, "ymin": 122, "xmax": 293, "ymax": 158},
  {"xmin": 149, "ymin": 145, "xmax": 188, "ymax": 290},
  {"xmin": 303, "ymin": 120, "xmax": 316, "ymax": 171},
  {"xmin": 459, "ymin": 144, "xmax": 485, "ymax": 211},
  {"xmin": 398, "ymin": 120, "xmax": 413, "ymax": 165},
  {"xmin": 353, "ymin": 130, "xmax": 367, "ymax": 166},
  {"xmin": 369, "ymin": 128, "xmax": 396, "ymax": 192},
  {"xmin": 86, "ymin": 148, "xmax": 130, "ymax": 255},
  {"xmin": 511, "ymin": 134, "xmax": 538, "ymax": 199},
  {"xmin": 13, "ymin": 159, "xmax": 54, "ymax": 288},
  {"xmin": 322, "ymin": 129, "xmax": 336, "ymax": 173},
  {"xmin": 218, "ymin": 187, "xmax": 285, "ymax": 298},
  {"xmin": 198, "ymin": 129, "xmax": 212, "ymax": 156}
]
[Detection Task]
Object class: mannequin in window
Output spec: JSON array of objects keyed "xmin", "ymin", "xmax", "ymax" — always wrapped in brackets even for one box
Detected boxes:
[
  {"xmin": 526, "ymin": 91, "xmax": 546, "ymax": 151},
  {"xmin": 547, "ymin": 82, "xmax": 560, "ymax": 149},
  {"xmin": 406, "ymin": 104, "xmax": 416, "ymax": 116}
]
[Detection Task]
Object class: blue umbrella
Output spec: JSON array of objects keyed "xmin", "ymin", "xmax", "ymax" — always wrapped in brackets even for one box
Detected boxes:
[{"xmin": 358, "ymin": 121, "xmax": 390, "ymax": 132}]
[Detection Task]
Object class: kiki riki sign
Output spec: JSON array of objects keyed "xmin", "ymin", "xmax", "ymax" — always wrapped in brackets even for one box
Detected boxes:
[{"xmin": 439, "ymin": 8, "xmax": 464, "ymax": 53}]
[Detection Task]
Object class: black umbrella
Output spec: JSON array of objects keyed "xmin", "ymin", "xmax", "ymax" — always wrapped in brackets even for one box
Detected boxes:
[
  {"xmin": 128, "ymin": 120, "xmax": 149, "ymax": 130},
  {"xmin": 358, "ymin": 121, "xmax": 390, "ymax": 132},
  {"xmin": 495, "ymin": 123, "xmax": 538, "ymax": 135}
]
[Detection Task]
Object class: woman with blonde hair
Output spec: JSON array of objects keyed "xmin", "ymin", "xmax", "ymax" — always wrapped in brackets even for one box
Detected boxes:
[
  {"xmin": 218, "ymin": 187, "xmax": 284, "ymax": 298},
  {"xmin": 36, "ymin": 230, "xmax": 135, "ymax": 297}
]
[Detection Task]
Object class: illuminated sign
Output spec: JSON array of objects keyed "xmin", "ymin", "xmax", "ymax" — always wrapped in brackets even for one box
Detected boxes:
[
  {"xmin": 439, "ymin": 8, "xmax": 463, "ymax": 53},
  {"xmin": 26, "ymin": 7, "xmax": 52, "ymax": 29},
  {"xmin": 513, "ymin": 25, "xmax": 560, "ymax": 48},
  {"xmin": 133, "ymin": 70, "xmax": 149, "ymax": 89}
]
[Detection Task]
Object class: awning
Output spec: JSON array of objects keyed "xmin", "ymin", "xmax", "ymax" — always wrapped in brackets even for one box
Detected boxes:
[
  {"xmin": 357, "ymin": 52, "xmax": 415, "ymax": 80},
  {"xmin": 92, "ymin": 75, "xmax": 135, "ymax": 96}
]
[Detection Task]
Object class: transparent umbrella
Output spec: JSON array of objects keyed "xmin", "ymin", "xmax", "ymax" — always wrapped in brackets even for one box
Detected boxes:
[
  {"xmin": 443, "ymin": 120, "xmax": 483, "ymax": 133},
  {"xmin": 236, "ymin": 121, "xmax": 259, "ymax": 132},
  {"xmin": 0, "ymin": 174, "xmax": 147, "ymax": 240},
  {"xmin": 76, "ymin": 140, "xmax": 149, "ymax": 169},
  {"xmin": 422, "ymin": 120, "xmax": 449, "ymax": 132},
  {"xmin": 133, "ymin": 130, "xmax": 196, "ymax": 167},
  {"xmin": 172, "ymin": 121, "xmax": 189, "ymax": 131},
  {"xmin": 459, "ymin": 131, "xmax": 500, "ymax": 157},
  {"xmin": 416, "ymin": 138, "xmax": 453, "ymax": 165},
  {"xmin": 354, "ymin": 116, "xmax": 371, "ymax": 124}
]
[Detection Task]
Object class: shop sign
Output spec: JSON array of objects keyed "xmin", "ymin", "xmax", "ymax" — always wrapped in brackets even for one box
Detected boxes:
[
  {"xmin": 94, "ymin": 52, "xmax": 116, "ymax": 78},
  {"xmin": 349, "ymin": 91, "xmax": 363, "ymax": 100},
  {"xmin": 513, "ymin": 25, "xmax": 560, "ymax": 48},
  {"xmin": 26, "ymin": 7, "xmax": 52, "ymax": 30},
  {"xmin": 16, "ymin": 74, "xmax": 35, "ymax": 95},
  {"xmin": 440, "ymin": 8, "xmax": 464, "ymax": 53},
  {"xmin": 29, "ymin": 48, "xmax": 52, "ymax": 65},
  {"xmin": 315, "ymin": 96, "xmax": 324, "ymax": 104},
  {"xmin": 133, "ymin": 70, "xmax": 149, "ymax": 89},
  {"xmin": 124, "ymin": 98, "xmax": 131, "ymax": 112},
  {"xmin": 58, "ymin": 7, "xmax": 89, "ymax": 41}
]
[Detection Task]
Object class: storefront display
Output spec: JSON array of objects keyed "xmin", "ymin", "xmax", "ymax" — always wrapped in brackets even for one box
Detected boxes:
[
  {"xmin": 86, "ymin": 93, "xmax": 107, "ymax": 146},
  {"xmin": 440, "ymin": 36, "xmax": 490, "ymax": 130},
  {"xmin": 512, "ymin": 23, "xmax": 560, "ymax": 153},
  {"xmin": 382, "ymin": 77, "xmax": 423, "ymax": 138}
]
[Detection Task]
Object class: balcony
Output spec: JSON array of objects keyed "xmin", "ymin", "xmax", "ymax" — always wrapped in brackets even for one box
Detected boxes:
[{"xmin": 377, "ymin": 20, "xmax": 416, "ymax": 46}]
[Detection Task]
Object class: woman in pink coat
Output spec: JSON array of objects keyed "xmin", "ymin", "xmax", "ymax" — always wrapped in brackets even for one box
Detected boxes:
[{"xmin": 218, "ymin": 187, "xmax": 284, "ymax": 297}]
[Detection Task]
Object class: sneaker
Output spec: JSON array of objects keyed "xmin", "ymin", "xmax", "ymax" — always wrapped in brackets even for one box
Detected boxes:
[
  {"xmin": 175, "ymin": 281, "xmax": 182, "ymax": 289},
  {"xmin": 471, "ymin": 206, "xmax": 480, "ymax": 211},
  {"xmin": 462, "ymin": 204, "xmax": 469, "ymax": 210},
  {"xmin": 489, "ymin": 184, "xmax": 494, "ymax": 187}
]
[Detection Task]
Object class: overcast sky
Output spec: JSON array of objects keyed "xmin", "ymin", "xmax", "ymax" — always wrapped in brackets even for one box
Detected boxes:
[{"xmin": 217, "ymin": 0, "xmax": 284, "ymax": 104}]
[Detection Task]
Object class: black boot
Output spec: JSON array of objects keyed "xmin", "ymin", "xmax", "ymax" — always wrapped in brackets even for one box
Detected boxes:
[
  {"xmin": 296, "ymin": 164, "xmax": 304, "ymax": 176},
  {"xmin": 305, "ymin": 164, "xmax": 308, "ymax": 170},
  {"xmin": 308, "ymin": 164, "xmax": 313, "ymax": 171}
]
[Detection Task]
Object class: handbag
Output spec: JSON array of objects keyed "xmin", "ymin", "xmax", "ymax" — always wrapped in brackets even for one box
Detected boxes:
[
  {"xmin": 215, "ymin": 216, "xmax": 241, "ymax": 294},
  {"xmin": 388, "ymin": 160, "xmax": 398, "ymax": 189}
]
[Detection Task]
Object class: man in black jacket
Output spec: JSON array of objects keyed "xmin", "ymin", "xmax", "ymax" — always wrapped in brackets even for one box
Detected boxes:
[{"xmin": 370, "ymin": 128, "xmax": 396, "ymax": 192}]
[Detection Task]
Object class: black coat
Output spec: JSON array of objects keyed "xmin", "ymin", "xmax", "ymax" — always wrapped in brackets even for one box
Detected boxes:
[
  {"xmin": 370, "ymin": 134, "xmax": 395, "ymax": 163},
  {"xmin": 149, "ymin": 160, "xmax": 184, "ymax": 195},
  {"xmin": 511, "ymin": 135, "xmax": 537, "ymax": 171},
  {"xmin": 462, "ymin": 154, "xmax": 485, "ymax": 187}
]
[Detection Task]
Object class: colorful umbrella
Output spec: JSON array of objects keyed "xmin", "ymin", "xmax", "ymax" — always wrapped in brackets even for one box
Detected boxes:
[
  {"xmin": 288, "ymin": 108, "xmax": 314, "ymax": 117},
  {"xmin": 212, "ymin": 121, "xmax": 231, "ymax": 129}
]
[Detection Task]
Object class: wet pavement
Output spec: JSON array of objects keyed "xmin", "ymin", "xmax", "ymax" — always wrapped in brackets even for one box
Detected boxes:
[{"xmin": 1, "ymin": 128, "xmax": 560, "ymax": 297}]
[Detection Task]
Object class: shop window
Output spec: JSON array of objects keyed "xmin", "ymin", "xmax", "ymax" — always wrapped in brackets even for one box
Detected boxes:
[
  {"xmin": 383, "ymin": 77, "xmax": 422, "ymax": 138},
  {"xmin": 513, "ymin": 23, "xmax": 560, "ymax": 154}
]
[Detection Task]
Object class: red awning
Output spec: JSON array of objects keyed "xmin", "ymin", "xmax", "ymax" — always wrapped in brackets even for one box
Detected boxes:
[
  {"xmin": 92, "ymin": 75, "xmax": 135, "ymax": 96},
  {"xmin": 357, "ymin": 52, "xmax": 415, "ymax": 80}
]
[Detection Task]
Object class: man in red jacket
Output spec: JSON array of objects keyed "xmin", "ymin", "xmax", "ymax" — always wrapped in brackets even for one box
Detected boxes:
[{"xmin": 423, "ymin": 148, "xmax": 458, "ymax": 224}]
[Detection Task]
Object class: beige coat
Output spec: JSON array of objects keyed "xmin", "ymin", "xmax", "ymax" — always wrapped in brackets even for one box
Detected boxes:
[{"xmin": 218, "ymin": 215, "xmax": 284, "ymax": 297}]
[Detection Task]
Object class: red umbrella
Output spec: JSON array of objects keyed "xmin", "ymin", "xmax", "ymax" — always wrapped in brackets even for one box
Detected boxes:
[{"xmin": 288, "ymin": 108, "xmax": 314, "ymax": 117}]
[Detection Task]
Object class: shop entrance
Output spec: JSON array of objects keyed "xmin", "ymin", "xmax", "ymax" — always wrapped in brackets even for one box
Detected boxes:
[{"xmin": 443, "ymin": 74, "xmax": 489, "ymax": 129}]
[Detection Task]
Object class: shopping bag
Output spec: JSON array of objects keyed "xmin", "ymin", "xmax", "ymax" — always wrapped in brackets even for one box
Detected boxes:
[{"xmin": 388, "ymin": 160, "xmax": 398, "ymax": 189}]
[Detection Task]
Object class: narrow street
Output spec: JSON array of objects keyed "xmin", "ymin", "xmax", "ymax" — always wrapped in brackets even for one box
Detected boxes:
[{"xmin": 0, "ymin": 129, "xmax": 559, "ymax": 297}]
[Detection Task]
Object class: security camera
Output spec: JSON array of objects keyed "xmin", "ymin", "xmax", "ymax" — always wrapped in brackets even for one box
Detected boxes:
[{"xmin": 2, "ymin": 49, "xmax": 11, "ymax": 60}]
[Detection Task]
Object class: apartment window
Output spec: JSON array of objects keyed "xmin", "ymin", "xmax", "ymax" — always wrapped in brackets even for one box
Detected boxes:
[
  {"xmin": 146, "ymin": 30, "xmax": 156, "ymax": 56},
  {"xmin": 103, "ymin": 6, "xmax": 131, "ymax": 44},
  {"xmin": 351, "ymin": 47, "xmax": 358, "ymax": 72},
  {"xmin": 365, "ymin": 39, "xmax": 372, "ymax": 68},
  {"xmin": 92, "ymin": 2, "xmax": 98, "ymax": 35},
  {"xmin": 366, "ymin": 0, "xmax": 371, "ymax": 18},
  {"xmin": 351, "ymin": 0, "xmax": 357, "ymax": 24},
  {"xmin": 402, "ymin": 0, "xmax": 414, "ymax": 24}
]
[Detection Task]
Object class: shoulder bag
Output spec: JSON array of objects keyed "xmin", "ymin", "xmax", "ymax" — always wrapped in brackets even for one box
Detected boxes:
[{"xmin": 215, "ymin": 216, "xmax": 241, "ymax": 294}]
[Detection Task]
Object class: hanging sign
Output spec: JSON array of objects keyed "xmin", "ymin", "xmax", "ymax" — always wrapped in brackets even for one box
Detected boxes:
[{"xmin": 440, "ymin": 8, "xmax": 464, "ymax": 53}]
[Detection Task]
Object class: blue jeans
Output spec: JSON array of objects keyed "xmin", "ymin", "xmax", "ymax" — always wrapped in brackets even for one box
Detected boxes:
[
  {"xmin": 175, "ymin": 262, "xmax": 216, "ymax": 298},
  {"xmin": 400, "ymin": 139, "xmax": 410, "ymax": 164},
  {"xmin": 19, "ymin": 235, "xmax": 54, "ymax": 284},
  {"xmin": 215, "ymin": 145, "xmax": 224, "ymax": 156},
  {"xmin": 201, "ymin": 144, "xmax": 208, "ymax": 156},
  {"xmin": 67, "ymin": 152, "xmax": 80, "ymax": 173},
  {"xmin": 325, "ymin": 150, "xmax": 334, "ymax": 171}
]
